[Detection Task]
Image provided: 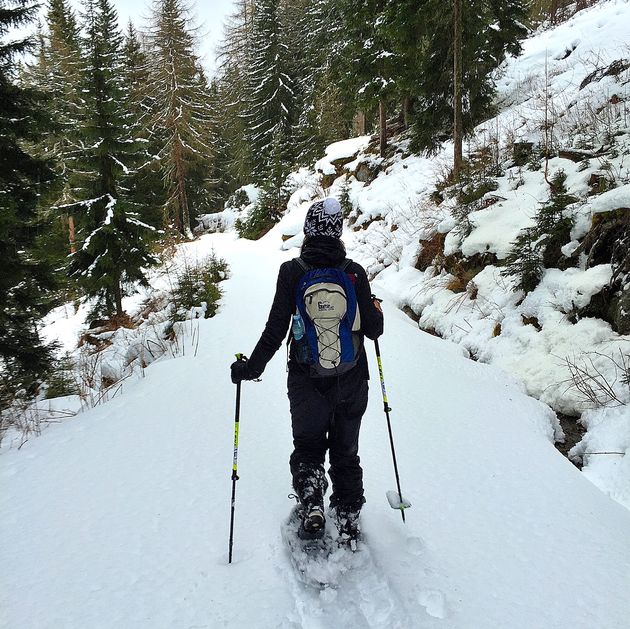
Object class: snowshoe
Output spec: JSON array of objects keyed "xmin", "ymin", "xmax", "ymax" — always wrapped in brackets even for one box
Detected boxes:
[{"xmin": 281, "ymin": 505, "xmax": 335, "ymax": 589}]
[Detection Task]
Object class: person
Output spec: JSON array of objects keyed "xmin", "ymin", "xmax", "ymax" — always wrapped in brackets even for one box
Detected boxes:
[{"xmin": 230, "ymin": 197, "xmax": 383, "ymax": 545}]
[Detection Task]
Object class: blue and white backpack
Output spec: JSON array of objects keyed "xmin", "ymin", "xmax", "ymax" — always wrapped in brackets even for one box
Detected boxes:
[{"xmin": 293, "ymin": 258, "xmax": 362, "ymax": 377}]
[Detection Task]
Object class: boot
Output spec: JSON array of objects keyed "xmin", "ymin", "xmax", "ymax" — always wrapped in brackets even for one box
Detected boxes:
[
  {"xmin": 297, "ymin": 505, "xmax": 326, "ymax": 540},
  {"xmin": 334, "ymin": 506, "xmax": 361, "ymax": 548}
]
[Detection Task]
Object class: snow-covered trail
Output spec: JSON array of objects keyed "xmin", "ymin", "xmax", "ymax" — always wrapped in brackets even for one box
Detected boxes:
[{"xmin": 2, "ymin": 231, "xmax": 630, "ymax": 629}]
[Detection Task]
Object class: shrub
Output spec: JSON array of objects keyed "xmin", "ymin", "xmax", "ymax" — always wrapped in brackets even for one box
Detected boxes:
[
  {"xmin": 235, "ymin": 186, "xmax": 284, "ymax": 240},
  {"xmin": 44, "ymin": 354, "xmax": 79, "ymax": 399},
  {"xmin": 501, "ymin": 227, "xmax": 544, "ymax": 294},
  {"xmin": 171, "ymin": 254, "xmax": 229, "ymax": 320}
]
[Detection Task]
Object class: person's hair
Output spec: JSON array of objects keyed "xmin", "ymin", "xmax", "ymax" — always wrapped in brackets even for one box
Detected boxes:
[{"xmin": 300, "ymin": 235, "xmax": 345, "ymax": 256}]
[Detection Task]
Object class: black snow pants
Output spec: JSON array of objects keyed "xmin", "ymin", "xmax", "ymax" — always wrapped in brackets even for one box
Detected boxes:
[{"xmin": 287, "ymin": 364, "xmax": 368, "ymax": 513}]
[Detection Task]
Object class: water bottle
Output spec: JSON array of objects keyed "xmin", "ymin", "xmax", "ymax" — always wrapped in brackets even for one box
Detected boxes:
[
  {"xmin": 292, "ymin": 314, "xmax": 310, "ymax": 362},
  {"xmin": 292, "ymin": 314, "xmax": 305, "ymax": 340}
]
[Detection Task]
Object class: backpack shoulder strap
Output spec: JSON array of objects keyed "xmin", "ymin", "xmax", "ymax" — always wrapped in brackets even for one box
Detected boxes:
[
  {"xmin": 294, "ymin": 257, "xmax": 312, "ymax": 273},
  {"xmin": 340, "ymin": 258, "xmax": 352, "ymax": 271}
]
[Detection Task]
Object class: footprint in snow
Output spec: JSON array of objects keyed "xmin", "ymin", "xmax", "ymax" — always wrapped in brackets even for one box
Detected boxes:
[
  {"xmin": 406, "ymin": 536, "xmax": 424, "ymax": 556},
  {"xmin": 418, "ymin": 589, "xmax": 446, "ymax": 619}
]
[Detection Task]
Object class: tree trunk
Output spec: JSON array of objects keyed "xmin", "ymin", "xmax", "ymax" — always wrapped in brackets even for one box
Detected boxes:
[
  {"xmin": 379, "ymin": 99, "xmax": 387, "ymax": 158},
  {"xmin": 355, "ymin": 110, "xmax": 366, "ymax": 136},
  {"xmin": 114, "ymin": 275, "xmax": 123, "ymax": 317},
  {"xmin": 173, "ymin": 134, "xmax": 192, "ymax": 238},
  {"xmin": 453, "ymin": 0, "xmax": 463, "ymax": 179},
  {"xmin": 402, "ymin": 96, "xmax": 412, "ymax": 129},
  {"xmin": 67, "ymin": 214, "xmax": 76, "ymax": 254}
]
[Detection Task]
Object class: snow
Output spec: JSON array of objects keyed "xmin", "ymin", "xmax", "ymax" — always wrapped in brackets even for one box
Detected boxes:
[
  {"xmin": 571, "ymin": 405, "xmax": 630, "ymax": 510},
  {"xmin": 314, "ymin": 136, "xmax": 371, "ymax": 176},
  {"xmin": 588, "ymin": 182, "xmax": 630, "ymax": 215},
  {"xmin": 2, "ymin": 229, "xmax": 630, "ymax": 628}
]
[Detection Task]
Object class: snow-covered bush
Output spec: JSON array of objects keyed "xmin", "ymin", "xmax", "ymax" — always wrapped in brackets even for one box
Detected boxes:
[{"xmin": 170, "ymin": 254, "xmax": 229, "ymax": 321}]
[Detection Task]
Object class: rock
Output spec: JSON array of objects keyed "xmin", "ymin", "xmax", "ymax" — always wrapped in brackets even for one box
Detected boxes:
[
  {"xmin": 321, "ymin": 173, "xmax": 336, "ymax": 189},
  {"xmin": 558, "ymin": 147, "xmax": 607, "ymax": 162},
  {"xmin": 612, "ymin": 289, "xmax": 630, "ymax": 334},
  {"xmin": 579, "ymin": 59, "xmax": 630, "ymax": 90},
  {"xmin": 354, "ymin": 160, "xmax": 380, "ymax": 184},
  {"xmin": 587, "ymin": 172, "xmax": 613, "ymax": 195}
]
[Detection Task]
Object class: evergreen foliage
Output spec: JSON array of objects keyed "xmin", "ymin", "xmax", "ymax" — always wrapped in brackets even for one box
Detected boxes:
[
  {"xmin": 535, "ymin": 170, "xmax": 575, "ymax": 268},
  {"xmin": 171, "ymin": 254, "xmax": 229, "ymax": 320},
  {"xmin": 121, "ymin": 21, "xmax": 165, "ymax": 228},
  {"xmin": 502, "ymin": 170, "xmax": 576, "ymax": 293},
  {"xmin": 383, "ymin": 0, "xmax": 528, "ymax": 154},
  {"xmin": 68, "ymin": 0, "xmax": 156, "ymax": 316},
  {"xmin": 338, "ymin": 178, "xmax": 354, "ymax": 218},
  {"xmin": 235, "ymin": 177, "xmax": 291, "ymax": 240},
  {"xmin": 145, "ymin": 0, "xmax": 215, "ymax": 238},
  {"xmin": 333, "ymin": 0, "xmax": 398, "ymax": 114},
  {"xmin": 0, "ymin": 0, "xmax": 57, "ymax": 405},
  {"xmin": 243, "ymin": 0, "xmax": 296, "ymax": 187},
  {"xmin": 501, "ymin": 227, "xmax": 544, "ymax": 294}
]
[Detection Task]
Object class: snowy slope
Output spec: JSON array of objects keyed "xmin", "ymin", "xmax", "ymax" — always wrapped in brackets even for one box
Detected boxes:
[
  {"xmin": 299, "ymin": 1, "xmax": 630, "ymax": 511},
  {"xmin": 2, "ymin": 228, "xmax": 630, "ymax": 629}
]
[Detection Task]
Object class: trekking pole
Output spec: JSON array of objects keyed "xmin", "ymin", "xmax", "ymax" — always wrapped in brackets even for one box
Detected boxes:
[
  {"xmin": 228, "ymin": 353, "xmax": 246, "ymax": 564},
  {"xmin": 374, "ymin": 336, "xmax": 411, "ymax": 522}
]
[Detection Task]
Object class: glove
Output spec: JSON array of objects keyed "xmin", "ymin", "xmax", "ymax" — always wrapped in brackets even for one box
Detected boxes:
[{"xmin": 230, "ymin": 358, "xmax": 251, "ymax": 384}]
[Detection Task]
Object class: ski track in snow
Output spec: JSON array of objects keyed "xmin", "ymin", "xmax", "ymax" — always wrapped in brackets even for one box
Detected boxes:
[{"xmin": 2, "ymin": 230, "xmax": 630, "ymax": 629}]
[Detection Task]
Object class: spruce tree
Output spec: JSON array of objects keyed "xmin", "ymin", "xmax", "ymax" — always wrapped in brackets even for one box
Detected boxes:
[
  {"xmin": 535, "ymin": 170, "xmax": 575, "ymax": 268},
  {"xmin": 122, "ymin": 20, "xmax": 167, "ymax": 226},
  {"xmin": 214, "ymin": 0, "xmax": 255, "ymax": 187},
  {"xmin": 333, "ymin": 0, "xmax": 398, "ymax": 156},
  {"xmin": 243, "ymin": 0, "xmax": 296, "ymax": 186},
  {"xmin": 22, "ymin": 0, "xmax": 83, "ymax": 256},
  {"xmin": 69, "ymin": 0, "xmax": 156, "ymax": 317},
  {"xmin": 384, "ymin": 0, "xmax": 528, "ymax": 155},
  {"xmin": 0, "ymin": 0, "xmax": 57, "ymax": 404},
  {"xmin": 502, "ymin": 227, "xmax": 544, "ymax": 294},
  {"xmin": 145, "ymin": 0, "xmax": 215, "ymax": 238},
  {"xmin": 289, "ymin": 0, "xmax": 349, "ymax": 164}
]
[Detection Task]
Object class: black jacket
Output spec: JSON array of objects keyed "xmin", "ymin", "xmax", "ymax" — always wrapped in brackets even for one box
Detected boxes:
[{"xmin": 248, "ymin": 236, "xmax": 384, "ymax": 380}]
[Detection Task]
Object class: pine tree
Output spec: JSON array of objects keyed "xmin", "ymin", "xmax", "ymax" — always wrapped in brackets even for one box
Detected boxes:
[
  {"xmin": 333, "ymin": 0, "xmax": 398, "ymax": 156},
  {"xmin": 0, "ymin": 0, "xmax": 57, "ymax": 405},
  {"xmin": 243, "ymin": 0, "xmax": 296, "ymax": 186},
  {"xmin": 69, "ymin": 0, "xmax": 156, "ymax": 316},
  {"xmin": 122, "ymin": 20, "xmax": 167, "ymax": 226},
  {"xmin": 145, "ymin": 0, "xmax": 215, "ymax": 238},
  {"xmin": 384, "ymin": 0, "xmax": 528, "ymax": 155},
  {"xmin": 22, "ymin": 0, "xmax": 84, "ymax": 256},
  {"xmin": 535, "ymin": 170, "xmax": 575, "ymax": 268},
  {"xmin": 501, "ymin": 227, "xmax": 544, "ymax": 294}
]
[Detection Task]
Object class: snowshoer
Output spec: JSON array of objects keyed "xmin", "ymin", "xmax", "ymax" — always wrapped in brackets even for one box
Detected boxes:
[{"xmin": 230, "ymin": 198, "xmax": 383, "ymax": 545}]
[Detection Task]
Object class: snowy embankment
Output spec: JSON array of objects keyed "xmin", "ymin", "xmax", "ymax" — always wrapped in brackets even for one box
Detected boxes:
[
  {"xmin": 267, "ymin": 0, "xmax": 630, "ymax": 510},
  {"xmin": 2, "ymin": 229, "xmax": 630, "ymax": 628}
]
